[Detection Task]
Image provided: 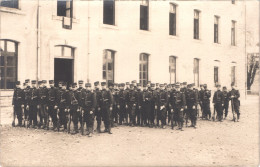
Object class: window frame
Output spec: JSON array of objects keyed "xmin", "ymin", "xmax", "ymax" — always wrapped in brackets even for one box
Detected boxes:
[
  {"xmin": 169, "ymin": 3, "xmax": 177, "ymax": 36},
  {"xmin": 231, "ymin": 20, "xmax": 236, "ymax": 46},
  {"xmin": 139, "ymin": 53, "xmax": 149, "ymax": 87},
  {"xmin": 194, "ymin": 10, "xmax": 200, "ymax": 40},
  {"xmin": 0, "ymin": 39, "xmax": 18, "ymax": 90},
  {"xmin": 103, "ymin": 0, "xmax": 115, "ymax": 25},
  {"xmin": 169, "ymin": 56, "xmax": 177, "ymax": 84},
  {"xmin": 214, "ymin": 16, "xmax": 219, "ymax": 43},
  {"xmin": 103, "ymin": 49, "xmax": 115, "ymax": 84},
  {"xmin": 214, "ymin": 66, "xmax": 219, "ymax": 85},
  {"xmin": 193, "ymin": 58, "xmax": 200, "ymax": 87},
  {"xmin": 57, "ymin": 0, "xmax": 73, "ymax": 18}
]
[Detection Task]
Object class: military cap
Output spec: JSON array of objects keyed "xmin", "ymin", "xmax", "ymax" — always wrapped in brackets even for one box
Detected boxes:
[
  {"xmin": 62, "ymin": 82, "xmax": 67, "ymax": 86},
  {"xmin": 126, "ymin": 82, "xmax": 130, "ymax": 85},
  {"xmin": 78, "ymin": 80, "xmax": 84, "ymax": 84},
  {"xmin": 58, "ymin": 81, "xmax": 63, "ymax": 84},
  {"xmin": 164, "ymin": 83, "xmax": 167, "ymax": 86},
  {"xmin": 171, "ymin": 84, "xmax": 175, "ymax": 87},
  {"xmin": 191, "ymin": 83, "xmax": 195, "ymax": 86},
  {"xmin": 31, "ymin": 80, "xmax": 36, "ymax": 84},
  {"xmin": 143, "ymin": 84, "xmax": 147, "ymax": 87},
  {"xmin": 121, "ymin": 83, "xmax": 125, "ymax": 87},
  {"xmin": 175, "ymin": 83, "xmax": 180, "ymax": 88},
  {"xmin": 200, "ymin": 84, "xmax": 204, "ymax": 87},
  {"xmin": 85, "ymin": 83, "xmax": 91, "ymax": 87},
  {"xmin": 130, "ymin": 84, "xmax": 134, "ymax": 88},
  {"xmin": 23, "ymin": 83, "xmax": 26, "ymax": 86},
  {"xmin": 147, "ymin": 81, "xmax": 151, "ymax": 84},
  {"xmin": 94, "ymin": 81, "xmax": 99, "ymax": 86},
  {"xmin": 25, "ymin": 79, "xmax": 30, "ymax": 83},
  {"xmin": 114, "ymin": 83, "xmax": 118, "ymax": 86},
  {"xmin": 216, "ymin": 84, "xmax": 221, "ymax": 87},
  {"xmin": 16, "ymin": 81, "xmax": 21, "ymax": 85},
  {"xmin": 223, "ymin": 86, "xmax": 227, "ymax": 89},
  {"xmin": 151, "ymin": 83, "xmax": 155, "ymax": 87},
  {"xmin": 137, "ymin": 83, "xmax": 141, "ymax": 86},
  {"xmin": 42, "ymin": 80, "xmax": 47, "ymax": 84},
  {"xmin": 131, "ymin": 80, "xmax": 137, "ymax": 84},
  {"xmin": 72, "ymin": 83, "xmax": 77, "ymax": 88},
  {"xmin": 108, "ymin": 82, "xmax": 114, "ymax": 87},
  {"xmin": 231, "ymin": 82, "xmax": 235, "ymax": 86},
  {"xmin": 183, "ymin": 82, "xmax": 187, "ymax": 85},
  {"xmin": 101, "ymin": 82, "xmax": 106, "ymax": 86},
  {"xmin": 187, "ymin": 84, "xmax": 192, "ymax": 88},
  {"xmin": 159, "ymin": 84, "xmax": 164, "ymax": 87},
  {"xmin": 203, "ymin": 84, "xmax": 207, "ymax": 88},
  {"xmin": 49, "ymin": 80, "xmax": 54, "ymax": 84}
]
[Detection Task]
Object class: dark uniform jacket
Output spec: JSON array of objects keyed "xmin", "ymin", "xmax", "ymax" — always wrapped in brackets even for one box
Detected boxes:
[
  {"xmin": 201, "ymin": 89, "xmax": 211, "ymax": 103},
  {"xmin": 23, "ymin": 86, "xmax": 31, "ymax": 106},
  {"xmin": 29, "ymin": 87, "xmax": 39, "ymax": 106},
  {"xmin": 170, "ymin": 90, "xmax": 186, "ymax": 110},
  {"xmin": 158, "ymin": 90, "xmax": 168, "ymax": 107},
  {"xmin": 83, "ymin": 90, "xmax": 96, "ymax": 111},
  {"xmin": 186, "ymin": 89, "xmax": 198, "ymax": 107},
  {"xmin": 213, "ymin": 90, "xmax": 224, "ymax": 105},
  {"xmin": 137, "ymin": 89, "xmax": 143, "ymax": 107},
  {"xmin": 67, "ymin": 90, "xmax": 79, "ymax": 107},
  {"xmin": 101, "ymin": 89, "xmax": 113, "ymax": 108},
  {"xmin": 76, "ymin": 87, "xmax": 85, "ymax": 108},
  {"xmin": 223, "ymin": 90, "xmax": 229, "ymax": 103},
  {"xmin": 112, "ymin": 88, "xmax": 119, "ymax": 106},
  {"xmin": 12, "ymin": 87, "xmax": 25, "ymax": 106},
  {"xmin": 57, "ymin": 89, "xmax": 69, "ymax": 109},
  {"xmin": 47, "ymin": 87, "xmax": 57, "ymax": 106},
  {"xmin": 38, "ymin": 86, "xmax": 48, "ymax": 105},
  {"xmin": 143, "ymin": 89, "xmax": 152, "ymax": 103},
  {"xmin": 93, "ymin": 88, "xmax": 102, "ymax": 109},
  {"xmin": 229, "ymin": 89, "xmax": 240, "ymax": 105}
]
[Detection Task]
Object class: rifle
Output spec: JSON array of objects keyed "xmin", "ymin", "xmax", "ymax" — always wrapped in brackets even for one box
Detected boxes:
[
  {"xmin": 57, "ymin": 108, "xmax": 60, "ymax": 132},
  {"xmin": 212, "ymin": 105, "xmax": 216, "ymax": 121},
  {"xmin": 12, "ymin": 106, "xmax": 16, "ymax": 127},
  {"xmin": 81, "ymin": 107, "xmax": 84, "ymax": 135},
  {"xmin": 231, "ymin": 98, "xmax": 236, "ymax": 122}
]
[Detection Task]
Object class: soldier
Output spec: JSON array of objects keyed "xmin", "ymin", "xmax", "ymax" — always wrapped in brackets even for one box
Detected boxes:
[
  {"xmin": 169, "ymin": 83, "xmax": 186, "ymax": 131},
  {"xmin": 118, "ymin": 83, "xmax": 126, "ymax": 125},
  {"xmin": 108, "ymin": 82, "xmax": 115, "ymax": 127},
  {"xmin": 157, "ymin": 84, "xmax": 168, "ymax": 129},
  {"xmin": 136, "ymin": 83, "xmax": 143, "ymax": 126},
  {"xmin": 150, "ymin": 83, "xmax": 158, "ymax": 128},
  {"xmin": 47, "ymin": 80, "xmax": 57, "ymax": 130},
  {"xmin": 76, "ymin": 80, "xmax": 85, "ymax": 130},
  {"xmin": 83, "ymin": 83, "xmax": 96, "ymax": 137},
  {"xmin": 38, "ymin": 80, "xmax": 48, "ymax": 129},
  {"xmin": 12, "ymin": 81, "xmax": 25, "ymax": 127},
  {"xmin": 128, "ymin": 84, "xmax": 138, "ymax": 126},
  {"xmin": 192, "ymin": 83, "xmax": 200, "ymax": 123},
  {"xmin": 23, "ymin": 79, "xmax": 31, "ymax": 127},
  {"xmin": 166, "ymin": 84, "xmax": 172, "ymax": 125},
  {"xmin": 147, "ymin": 81, "xmax": 152, "ymax": 92},
  {"xmin": 124, "ymin": 82, "xmax": 130, "ymax": 125},
  {"xmin": 222, "ymin": 86, "xmax": 230, "ymax": 119},
  {"xmin": 199, "ymin": 84, "xmax": 204, "ymax": 118},
  {"xmin": 142, "ymin": 84, "xmax": 152, "ymax": 126},
  {"xmin": 185, "ymin": 84, "xmax": 198, "ymax": 128},
  {"xmin": 56, "ymin": 82, "xmax": 69, "ymax": 131},
  {"xmin": 155, "ymin": 83, "xmax": 160, "ymax": 91},
  {"xmin": 67, "ymin": 83, "xmax": 80, "ymax": 134},
  {"xmin": 93, "ymin": 81, "xmax": 102, "ymax": 132},
  {"xmin": 29, "ymin": 80, "xmax": 39, "ymax": 128},
  {"xmin": 100, "ymin": 82, "xmax": 113, "ymax": 134},
  {"xmin": 229, "ymin": 82, "xmax": 240, "ymax": 122},
  {"xmin": 201, "ymin": 84, "xmax": 211, "ymax": 120},
  {"xmin": 112, "ymin": 83, "xmax": 119, "ymax": 126},
  {"xmin": 213, "ymin": 84, "xmax": 224, "ymax": 122}
]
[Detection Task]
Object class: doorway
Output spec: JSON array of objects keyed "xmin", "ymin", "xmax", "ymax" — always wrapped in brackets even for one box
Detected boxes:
[{"xmin": 54, "ymin": 58, "xmax": 73, "ymax": 87}]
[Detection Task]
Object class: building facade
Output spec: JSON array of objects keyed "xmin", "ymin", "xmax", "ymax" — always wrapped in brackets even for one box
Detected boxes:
[{"xmin": 0, "ymin": 0, "xmax": 247, "ymax": 98}]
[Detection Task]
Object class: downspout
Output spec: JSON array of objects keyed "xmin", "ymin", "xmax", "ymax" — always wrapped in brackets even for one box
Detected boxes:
[
  {"xmin": 36, "ymin": 0, "xmax": 40, "ymax": 85},
  {"xmin": 87, "ymin": 0, "xmax": 90, "ymax": 83},
  {"xmin": 244, "ymin": 0, "xmax": 247, "ymax": 99}
]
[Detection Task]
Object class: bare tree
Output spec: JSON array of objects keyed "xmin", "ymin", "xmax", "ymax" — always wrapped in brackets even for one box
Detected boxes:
[{"xmin": 247, "ymin": 53, "xmax": 259, "ymax": 90}]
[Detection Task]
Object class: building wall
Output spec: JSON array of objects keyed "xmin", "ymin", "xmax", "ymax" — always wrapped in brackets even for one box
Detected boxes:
[{"xmin": 0, "ymin": 0, "xmax": 247, "ymax": 98}]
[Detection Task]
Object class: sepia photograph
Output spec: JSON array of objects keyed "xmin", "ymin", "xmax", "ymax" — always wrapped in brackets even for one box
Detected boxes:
[{"xmin": 0, "ymin": 0, "xmax": 259, "ymax": 166}]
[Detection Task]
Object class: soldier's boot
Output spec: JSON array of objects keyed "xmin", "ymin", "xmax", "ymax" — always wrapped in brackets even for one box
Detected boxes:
[
  {"xmin": 96, "ymin": 123, "xmax": 101, "ymax": 133},
  {"xmin": 86, "ymin": 127, "xmax": 90, "ymax": 135},
  {"xmin": 237, "ymin": 113, "xmax": 240, "ymax": 122},
  {"xmin": 74, "ymin": 125, "xmax": 79, "ymax": 134},
  {"xmin": 180, "ymin": 122, "xmax": 184, "ymax": 131},
  {"xmin": 108, "ymin": 127, "xmax": 112, "ymax": 134}
]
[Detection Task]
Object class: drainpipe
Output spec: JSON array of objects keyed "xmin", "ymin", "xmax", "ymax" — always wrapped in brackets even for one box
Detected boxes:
[
  {"xmin": 87, "ymin": 0, "xmax": 90, "ymax": 83},
  {"xmin": 36, "ymin": 0, "xmax": 40, "ymax": 86}
]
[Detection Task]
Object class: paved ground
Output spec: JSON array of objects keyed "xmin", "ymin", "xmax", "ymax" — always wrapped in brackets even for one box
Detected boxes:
[{"xmin": 0, "ymin": 95, "xmax": 259, "ymax": 166}]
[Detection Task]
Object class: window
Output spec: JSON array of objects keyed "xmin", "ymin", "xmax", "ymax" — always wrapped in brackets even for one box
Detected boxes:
[
  {"xmin": 169, "ymin": 3, "xmax": 177, "ymax": 36},
  {"xmin": 139, "ymin": 53, "xmax": 149, "ymax": 86},
  {"xmin": 0, "ymin": 40, "xmax": 18, "ymax": 89},
  {"xmin": 140, "ymin": 0, "xmax": 149, "ymax": 31},
  {"xmin": 103, "ymin": 0, "xmax": 115, "ymax": 25},
  {"xmin": 57, "ymin": 0, "xmax": 73, "ymax": 18},
  {"xmin": 214, "ymin": 66, "xmax": 219, "ymax": 85},
  {"xmin": 0, "ymin": 0, "xmax": 18, "ymax": 9},
  {"xmin": 103, "ymin": 50, "xmax": 115, "ymax": 84},
  {"xmin": 169, "ymin": 56, "xmax": 176, "ymax": 83},
  {"xmin": 231, "ymin": 20, "xmax": 236, "ymax": 46},
  {"xmin": 193, "ymin": 58, "xmax": 199, "ymax": 87},
  {"xmin": 194, "ymin": 10, "xmax": 200, "ymax": 39},
  {"xmin": 214, "ymin": 16, "xmax": 219, "ymax": 43},
  {"xmin": 231, "ymin": 66, "xmax": 236, "ymax": 85}
]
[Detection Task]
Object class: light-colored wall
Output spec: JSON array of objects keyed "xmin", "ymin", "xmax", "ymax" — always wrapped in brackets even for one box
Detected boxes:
[{"xmin": 0, "ymin": 0, "xmax": 248, "ymax": 98}]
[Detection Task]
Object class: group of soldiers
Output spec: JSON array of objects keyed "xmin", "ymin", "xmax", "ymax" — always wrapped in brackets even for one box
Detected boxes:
[{"xmin": 12, "ymin": 79, "xmax": 241, "ymax": 137}]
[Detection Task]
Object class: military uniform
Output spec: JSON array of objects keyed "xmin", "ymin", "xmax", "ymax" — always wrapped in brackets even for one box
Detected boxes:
[
  {"xmin": 118, "ymin": 83, "xmax": 126, "ymax": 125},
  {"xmin": 112, "ymin": 83, "xmax": 119, "ymax": 126},
  {"xmin": 142, "ymin": 85, "xmax": 152, "ymax": 126},
  {"xmin": 38, "ymin": 80, "xmax": 48, "ymax": 128},
  {"xmin": 12, "ymin": 81, "xmax": 25, "ymax": 126},
  {"xmin": 229, "ymin": 83, "xmax": 240, "ymax": 121},
  {"xmin": 47, "ymin": 80, "xmax": 57, "ymax": 130},
  {"xmin": 150, "ymin": 84, "xmax": 158, "ymax": 127},
  {"xmin": 100, "ymin": 82, "xmax": 113, "ymax": 134},
  {"xmin": 213, "ymin": 84, "xmax": 224, "ymax": 121},
  {"xmin": 83, "ymin": 83, "xmax": 96, "ymax": 136},
  {"xmin": 23, "ymin": 80, "xmax": 31, "ymax": 126},
  {"xmin": 76, "ymin": 80, "xmax": 85, "ymax": 129},
  {"xmin": 201, "ymin": 84, "xmax": 211, "ymax": 120},
  {"xmin": 185, "ymin": 84, "xmax": 198, "ymax": 127},
  {"xmin": 222, "ymin": 87, "xmax": 230, "ymax": 118},
  {"xmin": 157, "ymin": 84, "xmax": 168, "ymax": 128},
  {"xmin": 93, "ymin": 81, "xmax": 102, "ymax": 132},
  {"xmin": 128, "ymin": 84, "xmax": 138, "ymax": 126},
  {"xmin": 29, "ymin": 80, "xmax": 39, "ymax": 128},
  {"xmin": 136, "ymin": 83, "xmax": 143, "ymax": 126},
  {"xmin": 124, "ymin": 82, "xmax": 130, "ymax": 125}
]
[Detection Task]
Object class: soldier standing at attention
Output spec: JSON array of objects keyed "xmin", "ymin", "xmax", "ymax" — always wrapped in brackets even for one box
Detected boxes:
[
  {"xmin": 229, "ymin": 82, "xmax": 240, "ymax": 122},
  {"xmin": 222, "ymin": 86, "xmax": 230, "ymax": 119},
  {"xmin": 150, "ymin": 83, "xmax": 158, "ymax": 128},
  {"xmin": 83, "ymin": 83, "xmax": 96, "ymax": 137},
  {"xmin": 23, "ymin": 79, "xmax": 31, "ymax": 127},
  {"xmin": 38, "ymin": 80, "xmax": 48, "ymax": 129},
  {"xmin": 136, "ymin": 83, "xmax": 143, "ymax": 126},
  {"xmin": 166, "ymin": 84, "xmax": 172, "ymax": 125},
  {"xmin": 124, "ymin": 82, "xmax": 130, "ymax": 125},
  {"xmin": 157, "ymin": 84, "xmax": 168, "ymax": 129},
  {"xmin": 142, "ymin": 84, "xmax": 152, "ymax": 127},
  {"xmin": 118, "ymin": 83, "xmax": 125, "ymax": 125},
  {"xmin": 112, "ymin": 83, "xmax": 119, "ymax": 127},
  {"xmin": 185, "ymin": 84, "xmax": 198, "ymax": 128},
  {"xmin": 76, "ymin": 80, "xmax": 85, "ymax": 130},
  {"xmin": 29, "ymin": 80, "xmax": 39, "ymax": 128},
  {"xmin": 202, "ymin": 84, "xmax": 211, "ymax": 120},
  {"xmin": 199, "ymin": 84, "xmax": 204, "ymax": 119},
  {"xmin": 128, "ymin": 84, "xmax": 138, "ymax": 126},
  {"xmin": 12, "ymin": 81, "xmax": 25, "ymax": 127},
  {"xmin": 213, "ymin": 84, "xmax": 224, "ymax": 122},
  {"xmin": 100, "ymin": 82, "xmax": 113, "ymax": 134},
  {"xmin": 170, "ymin": 83, "xmax": 186, "ymax": 131},
  {"xmin": 47, "ymin": 80, "xmax": 57, "ymax": 130},
  {"xmin": 93, "ymin": 81, "xmax": 102, "ymax": 132}
]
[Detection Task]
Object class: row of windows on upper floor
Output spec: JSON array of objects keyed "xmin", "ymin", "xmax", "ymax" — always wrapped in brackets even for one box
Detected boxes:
[{"xmin": 1, "ymin": 0, "xmax": 238, "ymax": 46}]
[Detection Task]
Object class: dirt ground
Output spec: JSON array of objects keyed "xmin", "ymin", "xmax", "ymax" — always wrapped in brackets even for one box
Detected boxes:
[{"xmin": 0, "ymin": 95, "xmax": 259, "ymax": 167}]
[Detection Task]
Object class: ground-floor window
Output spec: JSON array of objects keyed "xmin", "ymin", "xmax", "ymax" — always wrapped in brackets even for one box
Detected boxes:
[
  {"xmin": 103, "ymin": 49, "xmax": 115, "ymax": 84},
  {"xmin": 0, "ymin": 40, "xmax": 18, "ymax": 89},
  {"xmin": 139, "ymin": 53, "xmax": 149, "ymax": 87},
  {"xmin": 193, "ymin": 58, "xmax": 199, "ymax": 87},
  {"xmin": 169, "ymin": 56, "xmax": 176, "ymax": 83}
]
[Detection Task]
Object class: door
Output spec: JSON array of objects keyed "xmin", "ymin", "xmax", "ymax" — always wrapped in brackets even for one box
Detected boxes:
[{"xmin": 54, "ymin": 58, "xmax": 73, "ymax": 87}]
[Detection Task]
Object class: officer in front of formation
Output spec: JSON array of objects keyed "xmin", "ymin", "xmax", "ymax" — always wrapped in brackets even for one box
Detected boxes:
[
  {"xmin": 12, "ymin": 81, "xmax": 25, "ymax": 127},
  {"xmin": 100, "ymin": 82, "xmax": 113, "ymax": 134},
  {"xmin": 213, "ymin": 84, "xmax": 224, "ymax": 122},
  {"xmin": 229, "ymin": 82, "xmax": 240, "ymax": 122},
  {"xmin": 169, "ymin": 82, "xmax": 186, "ymax": 131}
]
